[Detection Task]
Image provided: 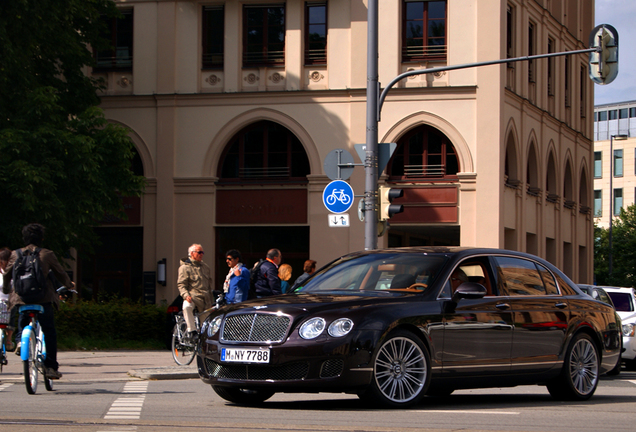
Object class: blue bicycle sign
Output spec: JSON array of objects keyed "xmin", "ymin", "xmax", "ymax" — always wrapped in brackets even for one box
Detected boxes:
[{"xmin": 323, "ymin": 180, "xmax": 354, "ymax": 214}]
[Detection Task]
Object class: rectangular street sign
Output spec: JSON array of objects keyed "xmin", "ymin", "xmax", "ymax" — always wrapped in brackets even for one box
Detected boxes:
[{"xmin": 328, "ymin": 214, "xmax": 350, "ymax": 227}]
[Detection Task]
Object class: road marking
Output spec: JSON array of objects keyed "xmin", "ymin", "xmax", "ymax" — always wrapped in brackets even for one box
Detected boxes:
[
  {"xmin": 414, "ymin": 410, "xmax": 520, "ymax": 415},
  {"xmin": 97, "ymin": 427, "xmax": 138, "ymax": 432},
  {"xmin": 0, "ymin": 383, "xmax": 13, "ymax": 392},
  {"xmin": 104, "ymin": 382, "xmax": 149, "ymax": 420},
  {"xmin": 629, "ymin": 380, "xmax": 636, "ymax": 386}
]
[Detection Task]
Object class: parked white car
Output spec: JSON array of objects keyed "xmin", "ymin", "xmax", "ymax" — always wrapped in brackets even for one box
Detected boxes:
[{"xmin": 603, "ymin": 286, "xmax": 636, "ymax": 370}]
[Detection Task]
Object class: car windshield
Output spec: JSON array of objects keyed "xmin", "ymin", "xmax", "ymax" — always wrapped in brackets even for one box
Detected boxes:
[
  {"xmin": 607, "ymin": 292, "xmax": 635, "ymax": 312},
  {"xmin": 294, "ymin": 252, "xmax": 447, "ymax": 294}
]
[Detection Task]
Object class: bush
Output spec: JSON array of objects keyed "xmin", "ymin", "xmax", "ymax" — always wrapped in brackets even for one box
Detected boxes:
[{"xmin": 55, "ymin": 297, "xmax": 169, "ymax": 350}]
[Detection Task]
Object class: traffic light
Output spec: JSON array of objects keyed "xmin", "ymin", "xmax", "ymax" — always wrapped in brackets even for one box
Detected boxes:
[
  {"xmin": 378, "ymin": 186, "xmax": 404, "ymax": 221},
  {"xmin": 589, "ymin": 24, "xmax": 618, "ymax": 85}
]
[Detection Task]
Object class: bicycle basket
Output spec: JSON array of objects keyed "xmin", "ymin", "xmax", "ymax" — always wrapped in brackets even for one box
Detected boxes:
[{"xmin": 0, "ymin": 301, "xmax": 9, "ymax": 325}]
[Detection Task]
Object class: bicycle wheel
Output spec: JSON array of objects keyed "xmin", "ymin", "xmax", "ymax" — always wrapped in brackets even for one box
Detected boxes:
[
  {"xmin": 44, "ymin": 376, "xmax": 53, "ymax": 391},
  {"xmin": 23, "ymin": 330, "xmax": 38, "ymax": 394},
  {"xmin": 171, "ymin": 322, "xmax": 196, "ymax": 366}
]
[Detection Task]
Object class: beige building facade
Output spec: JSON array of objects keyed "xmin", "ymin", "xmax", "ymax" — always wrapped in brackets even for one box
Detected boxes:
[
  {"xmin": 593, "ymin": 101, "xmax": 636, "ymax": 229},
  {"xmin": 88, "ymin": 0, "xmax": 596, "ymax": 304}
]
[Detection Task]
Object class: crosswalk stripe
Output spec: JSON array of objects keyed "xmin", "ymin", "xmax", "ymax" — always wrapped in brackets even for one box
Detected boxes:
[
  {"xmin": 104, "ymin": 382, "xmax": 149, "ymax": 420},
  {"xmin": 0, "ymin": 383, "xmax": 13, "ymax": 392}
]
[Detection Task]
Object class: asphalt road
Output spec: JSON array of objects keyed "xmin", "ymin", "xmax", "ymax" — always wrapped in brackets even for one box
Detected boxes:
[{"xmin": 1, "ymin": 350, "xmax": 635, "ymax": 432}]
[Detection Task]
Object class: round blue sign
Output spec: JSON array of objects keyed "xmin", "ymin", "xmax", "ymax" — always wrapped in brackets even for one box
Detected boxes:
[{"xmin": 323, "ymin": 180, "xmax": 354, "ymax": 214}]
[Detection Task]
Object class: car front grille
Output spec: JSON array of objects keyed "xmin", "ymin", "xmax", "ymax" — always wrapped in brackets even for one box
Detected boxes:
[
  {"xmin": 222, "ymin": 313, "xmax": 291, "ymax": 343},
  {"xmin": 319, "ymin": 359, "xmax": 344, "ymax": 378},
  {"xmin": 205, "ymin": 358, "xmax": 309, "ymax": 381}
]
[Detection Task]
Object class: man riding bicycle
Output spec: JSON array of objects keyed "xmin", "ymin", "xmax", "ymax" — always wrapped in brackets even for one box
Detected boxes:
[
  {"xmin": 177, "ymin": 244, "xmax": 213, "ymax": 341},
  {"xmin": 2, "ymin": 223, "xmax": 74, "ymax": 379}
]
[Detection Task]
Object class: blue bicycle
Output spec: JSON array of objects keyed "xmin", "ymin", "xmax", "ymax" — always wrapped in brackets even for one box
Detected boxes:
[{"xmin": 19, "ymin": 304, "xmax": 53, "ymax": 394}]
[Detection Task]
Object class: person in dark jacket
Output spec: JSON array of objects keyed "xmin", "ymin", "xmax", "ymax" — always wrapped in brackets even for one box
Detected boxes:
[
  {"xmin": 2, "ymin": 223, "xmax": 74, "ymax": 379},
  {"xmin": 291, "ymin": 259, "xmax": 317, "ymax": 291},
  {"xmin": 254, "ymin": 248, "xmax": 282, "ymax": 297}
]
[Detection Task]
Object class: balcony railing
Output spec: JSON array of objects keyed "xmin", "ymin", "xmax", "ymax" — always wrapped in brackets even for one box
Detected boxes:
[
  {"xmin": 239, "ymin": 167, "xmax": 290, "ymax": 178},
  {"xmin": 404, "ymin": 164, "xmax": 445, "ymax": 178},
  {"xmin": 402, "ymin": 45, "xmax": 447, "ymax": 61},
  {"xmin": 243, "ymin": 50, "xmax": 285, "ymax": 67}
]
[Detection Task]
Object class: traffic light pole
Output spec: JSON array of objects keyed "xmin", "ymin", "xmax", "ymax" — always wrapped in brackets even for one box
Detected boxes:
[
  {"xmin": 363, "ymin": 4, "xmax": 602, "ymax": 250},
  {"xmin": 364, "ymin": 0, "xmax": 379, "ymax": 250}
]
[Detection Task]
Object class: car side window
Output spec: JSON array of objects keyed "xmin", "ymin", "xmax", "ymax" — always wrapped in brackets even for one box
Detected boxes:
[
  {"xmin": 536, "ymin": 264, "xmax": 559, "ymax": 295},
  {"xmin": 438, "ymin": 257, "xmax": 497, "ymax": 298},
  {"xmin": 494, "ymin": 256, "xmax": 547, "ymax": 296}
]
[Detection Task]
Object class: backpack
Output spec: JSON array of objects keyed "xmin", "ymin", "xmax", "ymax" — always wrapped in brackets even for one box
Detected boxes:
[
  {"xmin": 12, "ymin": 248, "xmax": 48, "ymax": 304},
  {"xmin": 248, "ymin": 259, "xmax": 265, "ymax": 300}
]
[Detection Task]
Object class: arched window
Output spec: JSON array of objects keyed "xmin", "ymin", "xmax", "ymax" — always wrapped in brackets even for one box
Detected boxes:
[
  {"xmin": 579, "ymin": 168, "xmax": 589, "ymax": 211},
  {"xmin": 218, "ymin": 120, "xmax": 310, "ymax": 183},
  {"xmin": 563, "ymin": 160, "xmax": 574, "ymax": 208},
  {"xmin": 505, "ymin": 132, "xmax": 519, "ymax": 187},
  {"xmin": 546, "ymin": 151, "xmax": 558, "ymax": 202},
  {"xmin": 388, "ymin": 125, "xmax": 459, "ymax": 180},
  {"xmin": 526, "ymin": 143, "xmax": 540, "ymax": 195}
]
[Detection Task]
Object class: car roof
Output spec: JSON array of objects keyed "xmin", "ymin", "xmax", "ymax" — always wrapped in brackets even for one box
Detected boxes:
[{"xmin": 599, "ymin": 286, "xmax": 634, "ymax": 293}]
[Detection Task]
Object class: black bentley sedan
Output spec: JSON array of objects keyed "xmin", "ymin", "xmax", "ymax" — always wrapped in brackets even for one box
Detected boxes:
[{"xmin": 197, "ymin": 247, "xmax": 621, "ymax": 408}]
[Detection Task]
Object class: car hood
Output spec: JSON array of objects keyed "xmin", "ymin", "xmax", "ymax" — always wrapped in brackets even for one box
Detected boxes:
[
  {"xmin": 215, "ymin": 292, "xmax": 425, "ymax": 321},
  {"xmin": 618, "ymin": 311, "xmax": 636, "ymax": 323}
]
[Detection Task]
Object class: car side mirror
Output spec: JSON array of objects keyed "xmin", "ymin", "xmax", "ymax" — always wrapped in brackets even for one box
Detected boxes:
[{"xmin": 451, "ymin": 282, "xmax": 487, "ymax": 303}]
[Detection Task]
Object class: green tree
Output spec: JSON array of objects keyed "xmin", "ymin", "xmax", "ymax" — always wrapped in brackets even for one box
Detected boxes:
[
  {"xmin": 0, "ymin": 1, "xmax": 145, "ymax": 257},
  {"xmin": 595, "ymin": 204, "xmax": 636, "ymax": 287}
]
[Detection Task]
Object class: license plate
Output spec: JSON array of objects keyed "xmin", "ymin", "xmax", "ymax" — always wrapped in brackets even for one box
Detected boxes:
[{"xmin": 221, "ymin": 347, "xmax": 270, "ymax": 363}]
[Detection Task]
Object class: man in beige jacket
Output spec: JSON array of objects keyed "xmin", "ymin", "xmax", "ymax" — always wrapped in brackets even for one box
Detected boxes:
[{"xmin": 177, "ymin": 243, "xmax": 213, "ymax": 339}]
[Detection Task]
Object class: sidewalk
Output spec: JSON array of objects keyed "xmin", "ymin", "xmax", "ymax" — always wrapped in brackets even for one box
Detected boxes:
[{"xmin": 0, "ymin": 349, "xmax": 198, "ymax": 382}]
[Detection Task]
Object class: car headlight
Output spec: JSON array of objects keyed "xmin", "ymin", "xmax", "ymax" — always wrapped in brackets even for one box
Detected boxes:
[
  {"xmin": 623, "ymin": 323, "xmax": 635, "ymax": 337},
  {"xmin": 299, "ymin": 317, "xmax": 326, "ymax": 339},
  {"xmin": 207, "ymin": 316, "xmax": 223, "ymax": 337},
  {"xmin": 328, "ymin": 318, "xmax": 354, "ymax": 337}
]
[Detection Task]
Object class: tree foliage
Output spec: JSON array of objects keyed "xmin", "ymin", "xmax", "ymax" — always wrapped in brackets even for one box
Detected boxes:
[
  {"xmin": 0, "ymin": 0, "xmax": 145, "ymax": 257},
  {"xmin": 594, "ymin": 204, "xmax": 636, "ymax": 288}
]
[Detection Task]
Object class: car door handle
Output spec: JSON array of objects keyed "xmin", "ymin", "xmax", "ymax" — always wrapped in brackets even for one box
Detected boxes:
[
  {"xmin": 495, "ymin": 303, "xmax": 511, "ymax": 310},
  {"xmin": 554, "ymin": 302, "xmax": 568, "ymax": 309}
]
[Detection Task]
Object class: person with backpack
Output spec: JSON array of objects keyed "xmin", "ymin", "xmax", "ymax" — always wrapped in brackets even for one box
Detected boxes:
[
  {"xmin": 254, "ymin": 248, "xmax": 282, "ymax": 298},
  {"xmin": 2, "ymin": 223, "xmax": 75, "ymax": 379},
  {"xmin": 223, "ymin": 249, "xmax": 249, "ymax": 304}
]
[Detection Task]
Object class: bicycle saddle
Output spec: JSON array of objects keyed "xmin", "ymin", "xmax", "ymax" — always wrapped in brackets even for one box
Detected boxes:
[{"xmin": 18, "ymin": 304, "xmax": 45, "ymax": 313}]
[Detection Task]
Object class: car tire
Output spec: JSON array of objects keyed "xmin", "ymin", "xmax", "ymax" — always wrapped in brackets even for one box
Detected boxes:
[
  {"xmin": 360, "ymin": 330, "xmax": 431, "ymax": 408},
  {"xmin": 546, "ymin": 333, "xmax": 599, "ymax": 401},
  {"xmin": 212, "ymin": 386, "xmax": 275, "ymax": 405}
]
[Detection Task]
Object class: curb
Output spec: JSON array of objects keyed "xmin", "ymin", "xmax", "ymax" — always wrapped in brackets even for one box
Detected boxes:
[{"xmin": 128, "ymin": 366, "xmax": 199, "ymax": 380}]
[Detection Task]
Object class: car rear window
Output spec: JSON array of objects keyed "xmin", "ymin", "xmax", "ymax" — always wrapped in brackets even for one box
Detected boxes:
[{"xmin": 607, "ymin": 292, "xmax": 635, "ymax": 312}]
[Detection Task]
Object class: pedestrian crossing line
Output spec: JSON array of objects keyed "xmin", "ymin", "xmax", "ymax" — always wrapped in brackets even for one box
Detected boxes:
[
  {"xmin": 96, "ymin": 427, "xmax": 138, "ymax": 432},
  {"xmin": 629, "ymin": 380, "xmax": 636, "ymax": 386},
  {"xmin": 0, "ymin": 383, "xmax": 13, "ymax": 392},
  {"xmin": 123, "ymin": 382, "xmax": 149, "ymax": 393},
  {"xmin": 104, "ymin": 382, "xmax": 149, "ymax": 420}
]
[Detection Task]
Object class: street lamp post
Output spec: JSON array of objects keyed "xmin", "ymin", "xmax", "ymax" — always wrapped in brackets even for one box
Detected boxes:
[{"xmin": 608, "ymin": 133, "xmax": 629, "ymax": 279}]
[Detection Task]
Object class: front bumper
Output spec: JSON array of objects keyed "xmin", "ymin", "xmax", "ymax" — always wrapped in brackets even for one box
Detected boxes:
[
  {"xmin": 622, "ymin": 335, "xmax": 636, "ymax": 360},
  {"xmin": 198, "ymin": 330, "xmax": 379, "ymax": 392}
]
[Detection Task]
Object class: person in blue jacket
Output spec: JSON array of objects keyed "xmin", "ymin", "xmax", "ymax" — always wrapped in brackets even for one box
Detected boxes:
[{"xmin": 223, "ymin": 249, "xmax": 250, "ymax": 304}]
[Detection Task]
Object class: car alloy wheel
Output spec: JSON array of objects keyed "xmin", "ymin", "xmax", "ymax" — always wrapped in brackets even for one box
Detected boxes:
[
  {"xmin": 368, "ymin": 330, "xmax": 430, "ymax": 407},
  {"xmin": 547, "ymin": 333, "xmax": 599, "ymax": 401},
  {"xmin": 568, "ymin": 336, "xmax": 599, "ymax": 396}
]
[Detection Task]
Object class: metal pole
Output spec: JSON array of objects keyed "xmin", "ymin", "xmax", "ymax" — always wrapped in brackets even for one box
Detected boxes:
[
  {"xmin": 364, "ymin": 0, "xmax": 379, "ymax": 250},
  {"xmin": 609, "ymin": 135, "xmax": 614, "ymax": 279}
]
